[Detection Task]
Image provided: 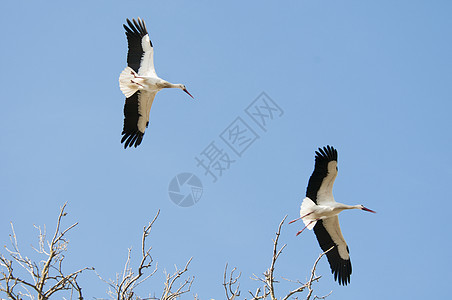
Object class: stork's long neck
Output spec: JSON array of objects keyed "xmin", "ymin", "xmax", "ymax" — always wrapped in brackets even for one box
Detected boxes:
[
  {"xmin": 335, "ymin": 203, "xmax": 360, "ymax": 211},
  {"xmin": 160, "ymin": 81, "xmax": 181, "ymax": 89}
]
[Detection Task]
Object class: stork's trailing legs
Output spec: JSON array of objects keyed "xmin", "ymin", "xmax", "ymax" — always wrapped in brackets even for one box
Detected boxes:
[
  {"xmin": 130, "ymin": 79, "xmax": 144, "ymax": 88},
  {"xmin": 296, "ymin": 219, "xmax": 319, "ymax": 236},
  {"xmin": 131, "ymin": 71, "xmax": 141, "ymax": 78},
  {"xmin": 129, "ymin": 71, "xmax": 145, "ymax": 87},
  {"xmin": 119, "ymin": 67, "xmax": 148, "ymax": 97},
  {"xmin": 289, "ymin": 211, "xmax": 314, "ymax": 224},
  {"xmin": 289, "ymin": 211, "xmax": 318, "ymax": 236}
]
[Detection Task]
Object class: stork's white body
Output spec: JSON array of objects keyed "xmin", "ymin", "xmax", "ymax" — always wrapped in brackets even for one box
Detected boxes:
[
  {"xmin": 120, "ymin": 68, "xmax": 184, "ymax": 97},
  {"xmin": 303, "ymin": 201, "xmax": 343, "ymax": 219},
  {"xmin": 298, "ymin": 197, "xmax": 369, "ymax": 230}
]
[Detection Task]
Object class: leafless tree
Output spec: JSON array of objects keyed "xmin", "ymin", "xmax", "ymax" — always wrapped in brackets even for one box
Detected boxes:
[
  {"xmin": 1, "ymin": 205, "xmax": 331, "ymax": 300},
  {"xmin": 223, "ymin": 216, "xmax": 333, "ymax": 300},
  {"xmin": 0, "ymin": 202, "xmax": 93, "ymax": 300},
  {"xmin": 97, "ymin": 210, "xmax": 195, "ymax": 300}
]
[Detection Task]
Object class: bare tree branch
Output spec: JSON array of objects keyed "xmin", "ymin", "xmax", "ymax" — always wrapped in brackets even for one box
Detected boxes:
[
  {"xmin": 97, "ymin": 211, "xmax": 160, "ymax": 300},
  {"xmin": 313, "ymin": 290, "xmax": 333, "ymax": 300},
  {"xmin": 281, "ymin": 246, "xmax": 334, "ymax": 300},
  {"xmin": 265, "ymin": 215, "xmax": 287, "ymax": 300},
  {"xmin": 160, "ymin": 257, "xmax": 194, "ymax": 300},
  {"xmin": 223, "ymin": 263, "xmax": 241, "ymax": 300},
  {"xmin": 2, "ymin": 206, "xmax": 331, "ymax": 300},
  {"xmin": 97, "ymin": 210, "xmax": 194, "ymax": 300},
  {"xmin": 225, "ymin": 216, "xmax": 333, "ymax": 300},
  {"xmin": 0, "ymin": 202, "xmax": 93, "ymax": 300}
]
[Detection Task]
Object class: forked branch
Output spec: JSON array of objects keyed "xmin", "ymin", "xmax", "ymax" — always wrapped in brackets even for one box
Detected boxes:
[
  {"xmin": 0, "ymin": 202, "xmax": 92, "ymax": 300},
  {"xmin": 224, "ymin": 216, "xmax": 333, "ymax": 300},
  {"xmin": 97, "ymin": 210, "xmax": 194, "ymax": 300}
]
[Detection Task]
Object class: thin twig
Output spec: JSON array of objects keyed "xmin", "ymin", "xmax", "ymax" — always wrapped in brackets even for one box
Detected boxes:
[
  {"xmin": 223, "ymin": 263, "xmax": 241, "ymax": 300},
  {"xmin": 265, "ymin": 215, "xmax": 287, "ymax": 300}
]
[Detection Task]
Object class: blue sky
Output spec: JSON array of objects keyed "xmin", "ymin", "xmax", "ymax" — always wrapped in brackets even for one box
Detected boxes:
[{"xmin": 1, "ymin": 0, "xmax": 451, "ymax": 299}]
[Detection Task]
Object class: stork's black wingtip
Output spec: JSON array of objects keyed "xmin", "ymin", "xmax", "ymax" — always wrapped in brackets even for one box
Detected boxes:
[{"xmin": 315, "ymin": 145, "xmax": 338, "ymax": 161}]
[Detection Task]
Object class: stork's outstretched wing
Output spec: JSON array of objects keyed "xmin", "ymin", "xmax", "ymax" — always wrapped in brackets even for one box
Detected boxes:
[
  {"xmin": 121, "ymin": 91, "xmax": 157, "ymax": 148},
  {"xmin": 306, "ymin": 145, "xmax": 338, "ymax": 205},
  {"xmin": 314, "ymin": 216, "xmax": 351, "ymax": 286},
  {"xmin": 123, "ymin": 18, "xmax": 156, "ymax": 77}
]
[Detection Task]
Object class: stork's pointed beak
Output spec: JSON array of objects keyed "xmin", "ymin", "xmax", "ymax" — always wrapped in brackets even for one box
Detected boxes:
[
  {"xmin": 183, "ymin": 88, "xmax": 194, "ymax": 99},
  {"xmin": 362, "ymin": 206, "xmax": 376, "ymax": 213}
]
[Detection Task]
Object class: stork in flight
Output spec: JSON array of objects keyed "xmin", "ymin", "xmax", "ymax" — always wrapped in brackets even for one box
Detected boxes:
[
  {"xmin": 290, "ymin": 145, "xmax": 375, "ymax": 285},
  {"xmin": 119, "ymin": 18, "xmax": 194, "ymax": 148}
]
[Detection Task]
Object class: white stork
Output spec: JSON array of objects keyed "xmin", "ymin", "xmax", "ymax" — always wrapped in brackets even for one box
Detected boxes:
[
  {"xmin": 119, "ymin": 18, "xmax": 193, "ymax": 148},
  {"xmin": 290, "ymin": 145, "xmax": 375, "ymax": 285}
]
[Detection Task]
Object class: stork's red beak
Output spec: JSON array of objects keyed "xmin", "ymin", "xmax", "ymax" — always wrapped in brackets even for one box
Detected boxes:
[
  {"xmin": 362, "ymin": 206, "xmax": 376, "ymax": 213},
  {"xmin": 183, "ymin": 88, "xmax": 194, "ymax": 99}
]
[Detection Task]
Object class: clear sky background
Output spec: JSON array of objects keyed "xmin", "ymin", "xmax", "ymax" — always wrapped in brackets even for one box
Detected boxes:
[{"xmin": 1, "ymin": 1, "xmax": 451, "ymax": 299}]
